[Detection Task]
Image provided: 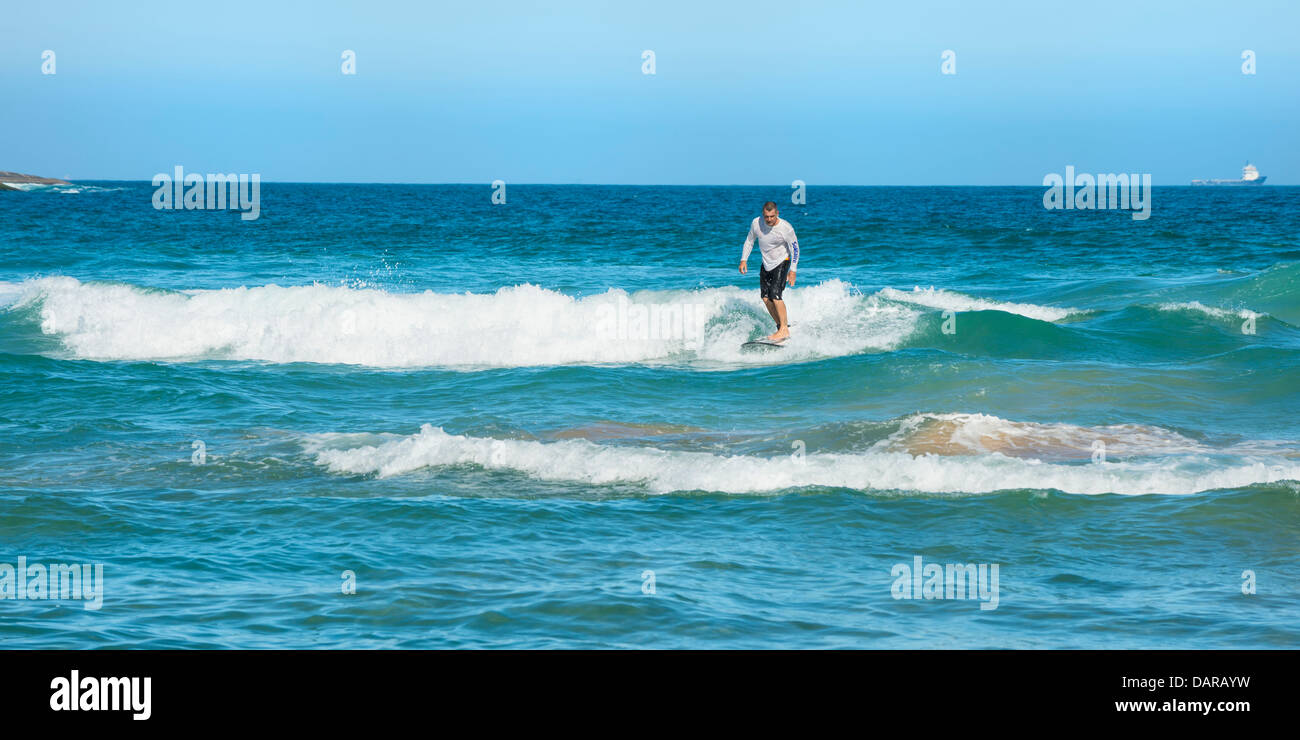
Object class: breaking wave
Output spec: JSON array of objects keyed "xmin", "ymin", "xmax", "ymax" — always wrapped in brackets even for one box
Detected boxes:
[{"xmin": 303, "ymin": 413, "xmax": 1300, "ymax": 495}]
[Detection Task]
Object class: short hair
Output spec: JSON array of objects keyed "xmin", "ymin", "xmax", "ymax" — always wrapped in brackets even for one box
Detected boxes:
[{"xmin": 762, "ymin": 201, "xmax": 778, "ymax": 212}]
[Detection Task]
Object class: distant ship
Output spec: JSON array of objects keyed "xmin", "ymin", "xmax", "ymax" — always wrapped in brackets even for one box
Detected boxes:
[{"xmin": 1191, "ymin": 163, "xmax": 1267, "ymax": 186}]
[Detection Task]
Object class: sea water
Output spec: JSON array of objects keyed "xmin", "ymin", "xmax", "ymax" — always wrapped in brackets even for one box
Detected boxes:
[{"xmin": 1, "ymin": 184, "xmax": 1297, "ymax": 647}]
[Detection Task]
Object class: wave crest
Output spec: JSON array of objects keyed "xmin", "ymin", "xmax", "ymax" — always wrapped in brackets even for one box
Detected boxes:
[
  {"xmin": 304, "ymin": 417, "xmax": 1300, "ymax": 496},
  {"xmin": 7, "ymin": 277, "xmax": 925, "ymax": 368}
]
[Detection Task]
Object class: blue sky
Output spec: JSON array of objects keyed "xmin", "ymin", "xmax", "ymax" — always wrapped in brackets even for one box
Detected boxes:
[{"xmin": 2, "ymin": 0, "xmax": 1296, "ymax": 183}]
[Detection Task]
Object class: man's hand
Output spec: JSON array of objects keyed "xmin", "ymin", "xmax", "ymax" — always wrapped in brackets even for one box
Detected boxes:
[
  {"xmin": 739, "ymin": 261, "xmax": 747, "ymax": 275},
  {"xmin": 787, "ymin": 270, "xmax": 796, "ymax": 286}
]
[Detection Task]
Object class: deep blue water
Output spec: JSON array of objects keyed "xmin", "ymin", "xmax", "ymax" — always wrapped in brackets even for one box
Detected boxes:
[{"xmin": 1, "ymin": 183, "xmax": 1297, "ymax": 647}]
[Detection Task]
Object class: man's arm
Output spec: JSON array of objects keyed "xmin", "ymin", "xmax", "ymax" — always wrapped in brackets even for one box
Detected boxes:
[
  {"xmin": 786, "ymin": 225, "xmax": 799, "ymax": 284},
  {"xmin": 739, "ymin": 219, "xmax": 757, "ymax": 274}
]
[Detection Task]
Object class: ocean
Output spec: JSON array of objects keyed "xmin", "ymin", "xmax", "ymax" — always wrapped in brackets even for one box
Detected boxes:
[{"xmin": 1, "ymin": 183, "xmax": 1297, "ymax": 648}]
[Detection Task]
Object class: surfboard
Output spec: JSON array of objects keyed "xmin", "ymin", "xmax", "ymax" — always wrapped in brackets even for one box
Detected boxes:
[{"xmin": 741, "ymin": 339, "xmax": 786, "ymax": 350}]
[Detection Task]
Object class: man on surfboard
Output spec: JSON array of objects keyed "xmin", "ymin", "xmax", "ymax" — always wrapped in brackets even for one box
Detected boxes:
[{"xmin": 739, "ymin": 201, "xmax": 800, "ymax": 342}]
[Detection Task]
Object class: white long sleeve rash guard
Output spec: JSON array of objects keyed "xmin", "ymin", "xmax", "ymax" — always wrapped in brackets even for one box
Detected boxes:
[{"xmin": 741, "ymin": 217, "xmax": 800, "ymax": 271}]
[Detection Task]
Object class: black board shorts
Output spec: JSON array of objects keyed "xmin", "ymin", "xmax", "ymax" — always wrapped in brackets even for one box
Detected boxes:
[{"xmin": 759, "ymin": 259, "xmax": 791, "ymax": 300}]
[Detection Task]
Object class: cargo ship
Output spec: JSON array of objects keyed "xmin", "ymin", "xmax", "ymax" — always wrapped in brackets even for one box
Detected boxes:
[{"xmin": 1191, "ymin": 163, "xmax": 1267, "ymax": 186}]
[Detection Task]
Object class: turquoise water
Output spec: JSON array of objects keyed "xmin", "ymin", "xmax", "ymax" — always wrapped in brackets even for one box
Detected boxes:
[{"xmin": 1, "ymin": 184, "xmax": 1298, "ymax": 648}]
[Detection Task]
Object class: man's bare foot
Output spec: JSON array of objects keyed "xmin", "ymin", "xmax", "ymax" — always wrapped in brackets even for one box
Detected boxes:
[{"xmin": 767, "ymin": 328, "xmax": 790, "ymax": 342}]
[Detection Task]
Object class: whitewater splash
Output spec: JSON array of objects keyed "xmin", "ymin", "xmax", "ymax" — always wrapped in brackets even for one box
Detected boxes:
[
  {"xmin": 11, "ymin": 276, "xmax": 1275, "ymax": 368},
  {"xmin": 879, "ymin": 286, "xmax": 1083, "ymax": 322},
  {"xmin": 1157, "ymin": 301, "xmax": 1263, "ymax": 322},
  {"xmin": 304, "ymin": 413, "xmax": 1300, "ymax": 495},
  {"xmin": 1, "ymin": 183, "xmax": 125, "ymax": 194},
  {"xmin": 0, "ymin": 276, "xmax": 1043, "ymax": 368}
]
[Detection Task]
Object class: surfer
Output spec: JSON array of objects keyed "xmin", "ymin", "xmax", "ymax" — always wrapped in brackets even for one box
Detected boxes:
[{"xmin": 739, "ymin": 201, "xmax": 800, "ymax": 341}]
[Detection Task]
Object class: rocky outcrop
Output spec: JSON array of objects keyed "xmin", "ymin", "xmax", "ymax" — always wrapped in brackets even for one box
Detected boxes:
[{"xmin": 0, "ymin": 171, "xmax": 71, "ymax": 190}]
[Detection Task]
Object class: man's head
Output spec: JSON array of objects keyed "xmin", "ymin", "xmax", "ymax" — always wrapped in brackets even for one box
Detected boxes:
[{"xmin": 762, "ymin": 201, "xmax": 779, "ymax": 226}]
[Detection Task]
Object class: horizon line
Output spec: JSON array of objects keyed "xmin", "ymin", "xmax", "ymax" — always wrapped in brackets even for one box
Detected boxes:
[{"xmin": 41, "ymin": 179, "xmax": 1297, "ymax": 187}]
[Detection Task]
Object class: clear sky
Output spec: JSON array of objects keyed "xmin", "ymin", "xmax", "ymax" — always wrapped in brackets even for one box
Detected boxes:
[{"xmin": 2, "ymin": 0, "xmax": 1296, "ymax": 184}]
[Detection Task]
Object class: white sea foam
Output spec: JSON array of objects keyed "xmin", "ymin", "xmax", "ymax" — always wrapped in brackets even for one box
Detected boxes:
[
  {"xmin": 877, "ymin": 286, "xmax": 1081, "ymax": 322},
  {"xmin": 304, "ymin": 421, "xmax": 1300, "ymax": 496},
  {"xmin": 11, "ymin": 276, "xmax": 921, "ymax": 368},
  {"xmin": 1, "ymin": 183, "xmax": 122, "ymax": 193},
  {"xmin": 9, "ymin": 276, "xmax": 1098, "ymax": 368},
  {"xmin": 0, "ymin": 282, "xmax": 24, "ymax": 308},
  {"xmin": 1156, "ymin": 301, "xmax": 1262, "ymax": 321}
]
